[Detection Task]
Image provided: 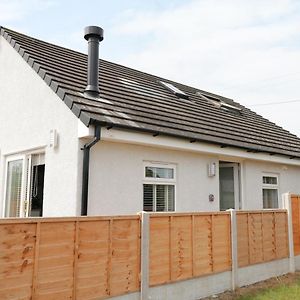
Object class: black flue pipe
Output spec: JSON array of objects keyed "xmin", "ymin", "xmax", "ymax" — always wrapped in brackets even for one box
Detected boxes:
[{"xmin": 84, "ymin": 26, "xmax": 104, "ymax": 96}]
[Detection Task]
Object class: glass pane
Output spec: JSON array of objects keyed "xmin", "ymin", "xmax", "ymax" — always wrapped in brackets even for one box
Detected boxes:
[
  {"xmin": 263, "ymin": 176, "xmax": 277, "ymax": 185},
  {"xmin": 156, "ymin": 167, "xmax": 174, "ymax": 179},
  {"xmin": 145, "ymin": 166, "xmax": 174, "ymax": 179},
  {"xmin": 143, "ymin": 184, "xmax": 153, "ymax": 211},
  {"xmin": 144, "ymin": 184, "xmax": 175, "ymax": 212},
  {"xmin": 5, "ymin": 159, "xmax": 23, "ymax": 217},
  {"xmin": 219, "ymin": 167, "xmax": 235, "ymax": 210},
  {"xmin": 29, "ymin": 165, "xmax": 45, "ymax": 217},
  {"xmin": 156, "ymin": 185, "xmax": 175, "ymax": 212},
  {"xmin": 156, "ymin": 185, "xmax": 166, "ymax": 211},
  {"xmin": 263, "ymin": 189, "xmax": 278, "ymax": 208},
  {"xmin": 145, "ymin": 167, "xmax": 155, "ymax": 178},
  {"xmin": 167, "ymin": 185, "xmax": 175, "ymax": 211}
]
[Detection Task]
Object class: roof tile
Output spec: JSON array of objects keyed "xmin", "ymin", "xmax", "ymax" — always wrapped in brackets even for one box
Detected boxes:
[{"xmin": 1, "ymin": 26, "xmax": 300, "ymax": 158}]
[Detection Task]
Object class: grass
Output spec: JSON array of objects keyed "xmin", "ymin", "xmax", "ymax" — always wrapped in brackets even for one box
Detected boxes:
[
  {"xmin": 237, "ymin": 278, "xmax": 300, "ymax": 300},
  {"xmin": 204, "ymin": 272, "xmax": 300, "ymax": 300}
]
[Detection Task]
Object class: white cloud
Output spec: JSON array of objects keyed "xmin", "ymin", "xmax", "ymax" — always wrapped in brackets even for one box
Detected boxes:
[{"xmin": 112, "ymin": 0, "xmax": 300, "ymax": 136}]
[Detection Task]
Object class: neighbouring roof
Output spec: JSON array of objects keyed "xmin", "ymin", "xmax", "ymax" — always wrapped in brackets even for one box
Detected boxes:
[{"xmin": 1, "ymin": 26, "xmax": 300, "ymax": 158}]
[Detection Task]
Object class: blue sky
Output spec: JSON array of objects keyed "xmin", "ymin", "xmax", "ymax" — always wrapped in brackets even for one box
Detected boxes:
[
  {"xmin": 1, "ymin": 0, "xmax": 185, "ymax": 60},
  {"xmin": 1, "ymin": 0, "xmax": 300, "ymax": 136}
]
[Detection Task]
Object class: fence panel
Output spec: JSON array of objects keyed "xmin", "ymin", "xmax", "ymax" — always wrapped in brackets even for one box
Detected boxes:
[
  {"xmin": 236, "ymin": 213, "xmax": 249, "ymax": 267},
  {"xmin": 275, "ymin": 212, "xmax": 290, "ymax": 259},
  {"xmin": 0, "ymin": 209, "xmax": 291, "ymax": 299},
  {"xmin": 171, "ymin": 216, "xmax": 193, "ymax": 281},
  {"xmin": 193, "ymin": 215, "xmax": 214, "ymax": 276},
  {"xmin": 149, "ymin": 216, "xmax": 170, "ymax": 286},
  {"xmin": 149, "ymin": 212, "xmax": 231, "ymax": 286},
  {"xmin": 109, "ymin": 219, "xmax": 140, "ymax": 297},
  {"xmin": 0, "ymin": 216, "xmax": 140, "ymax": 300},
  {"xmin": 36, "ymin": 221, "xmax": 75, "ymax": 300},
  {"xmin": 291, "ymin": 195, "xmax": 300, "ymax": 255},
  {"xmin": 0, "ymin": 223, "xmax": 36, "ymax": 300},
  {"xmin": 76, "ymin": 220, "xmax": 110, "ymax": 300},
  {"xmin": 211, "ymin": 214, "xmax": 232, "ymax": 272},
  {"xmin": 237, "ymin": 211, "xmax": 289, "ymax": 267}
]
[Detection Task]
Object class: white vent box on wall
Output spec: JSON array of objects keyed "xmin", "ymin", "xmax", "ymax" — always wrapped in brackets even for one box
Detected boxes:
[{"xmin": 49, "ymin": 129, "xmax": 58, "ymax": 148}]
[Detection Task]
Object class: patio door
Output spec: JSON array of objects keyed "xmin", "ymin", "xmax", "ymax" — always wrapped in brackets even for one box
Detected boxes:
[
  {"xmin": 4, "ymin": 153, "xmax": 45, "ymax": 217},
  {"xmin": 219, "ymin": 162, "xmax": 240, "ymax": 211}
]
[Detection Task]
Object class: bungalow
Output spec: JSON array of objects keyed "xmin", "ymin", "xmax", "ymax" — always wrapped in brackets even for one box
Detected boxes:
[{"xmin": 0, "ymin": 26, "xmax": 300, "ymax": 218}]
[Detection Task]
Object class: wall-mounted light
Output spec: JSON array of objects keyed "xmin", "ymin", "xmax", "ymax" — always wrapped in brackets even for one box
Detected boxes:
[
  {"xmin": 207, "ymin": 162, "xmax": 216, "ymax": 177},
  {"xmin": 49, "ymin": 129, "xmax": 58, "ymax": 149}
]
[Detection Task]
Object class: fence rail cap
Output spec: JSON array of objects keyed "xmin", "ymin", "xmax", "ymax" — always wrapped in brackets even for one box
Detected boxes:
[{"xmin": 0, "ymin": 215, "xmax": 140, "ymax": 224}]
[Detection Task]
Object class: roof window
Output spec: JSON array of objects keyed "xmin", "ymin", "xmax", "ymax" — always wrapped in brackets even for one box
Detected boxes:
[
  {"xmin": 196, "ymin": 92, "xmax": 242, "ymax": 114},
  {"xmin": 160, "ymin": 81, "xmax": 189, "ymax": 100}
]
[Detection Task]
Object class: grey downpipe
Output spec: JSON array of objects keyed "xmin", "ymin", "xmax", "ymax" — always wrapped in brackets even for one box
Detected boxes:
[{"xmin": 81, "ymin": 125, "xmax": 101, "ymax": 216}]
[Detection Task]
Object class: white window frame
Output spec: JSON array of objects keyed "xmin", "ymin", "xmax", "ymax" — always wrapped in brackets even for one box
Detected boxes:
[
  {"xmin": 219, "ymin": 162, "xmax": 241, "ymax": 210},
  {"xmin": 3, "ymin": 154, "xmax": 28, "ymax": 218},
  {"xmin": 143, "ymin": 162, "xmax": 176, "ymax": 212},
  {"xmin": 3, "ymin": 150, "xmax": 45, "ymax": 218},
  {"xmin": 262, "ymin": 173, "xmax": 279, "ymax": 209}
]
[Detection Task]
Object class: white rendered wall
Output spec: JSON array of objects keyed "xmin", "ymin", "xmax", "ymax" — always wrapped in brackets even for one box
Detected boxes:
[
  {"xmin": 0, "ymin": 36, "xmax": 82, "ymax": 217},
  {"xmin": 88, "ymin": 138, "xmax": 300, "ymax": 215},
  {"xmin": 242, "ymin": 161, "xmax": 300, "ymax": 209},
  {"xmin": 88, "ymin": 141, "xmax": 220, "ymax": 215}
]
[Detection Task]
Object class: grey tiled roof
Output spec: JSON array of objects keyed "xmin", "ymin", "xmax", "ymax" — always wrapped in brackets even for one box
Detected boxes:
[{"xmin": 1, "ymin": 26, "xmax": 300, "ymax": 158}]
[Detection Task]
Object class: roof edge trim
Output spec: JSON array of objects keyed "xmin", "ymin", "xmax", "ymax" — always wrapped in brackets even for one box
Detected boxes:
[
  {"xmin": 89, "ymin": 118, "xmax": 300, "ymax": 159},
  {"xmin": 0, "ymin": 27, "xmax": 71, "ymax": 116}
]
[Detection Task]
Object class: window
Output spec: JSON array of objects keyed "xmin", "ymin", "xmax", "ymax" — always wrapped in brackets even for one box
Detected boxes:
[
  {"xmin": 159, "ymin": 81, "xmax": 189, "ymax": 100},
  {"xmin": 143, "ymin": 163, "xmax": 176, "ymax": 212},
  {"xmin": 262, "ymin": 174, "xmax": 279, "ymax": 208},
  {"xmin": 196, "ymin": 92, "xmax": 242, "ymax": 114},
  {"xmin": 4, "ymin": 153, "xmax": 45, "ymax": 218},
  {"xmin": 5, "ymin": 159, "xmax": 23, "ymax": 217}
]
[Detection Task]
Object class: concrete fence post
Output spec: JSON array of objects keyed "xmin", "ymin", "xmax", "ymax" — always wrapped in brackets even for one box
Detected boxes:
[
  {"xmin": 140, "ymin": 211, "xmax": 150, "ymax": 300},
  {"xmin": 228, "ymin": 209, "xmax": 238, "ymax": 290},
  {"xmin": 282, "ymin": 193, "xmax": 295, "ymax": 273}
]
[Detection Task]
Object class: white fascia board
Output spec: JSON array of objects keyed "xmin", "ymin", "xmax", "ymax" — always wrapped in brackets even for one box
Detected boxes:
[
  {"xmin": 100, "ymin": 127, "xmax": 300, "ymax": 167},
  {"xmin": 78, "ymin": 120, "xmax": 94, "ymax": 138}
]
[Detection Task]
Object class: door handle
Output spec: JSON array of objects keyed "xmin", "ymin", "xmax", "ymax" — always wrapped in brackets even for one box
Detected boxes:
[{"xmin": 24, "ymin": 200, "xmax": 29, "ymax": 214}]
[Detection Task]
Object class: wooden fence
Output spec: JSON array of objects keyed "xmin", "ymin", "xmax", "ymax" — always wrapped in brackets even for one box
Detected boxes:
[
  {"xmin": 149, "ymin": 212, "xmax": 232, "ymax": 286},
  {"xmin": 237, "ymin": 210, "xmax": 289, "ymax": 267},
  {"xmin": 0, "ymin": 216, "xmax": 140, "ymax": 300},
  {"xmin": 291, "ymin": 194, "xmax": 300, "ymax": 255},
  {"xmin": 0, "ymin": 209, "xmax": 292, "ymax": 299}
]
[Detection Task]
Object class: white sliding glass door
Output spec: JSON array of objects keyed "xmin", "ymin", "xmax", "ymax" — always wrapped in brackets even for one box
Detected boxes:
[
  {"xmin": 4, "ymin": 153, "xmax": 44, "ymax": 218},
  {"xmin": 219, "ymin": 162, "xmax": 240, "ymax": 211},
  {"xmin": 4, "ymin": 156, "xmax": 29, "ymax": 217}
]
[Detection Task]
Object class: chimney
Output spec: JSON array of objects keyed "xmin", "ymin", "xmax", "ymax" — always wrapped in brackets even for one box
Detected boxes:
[{"xmin": 84, "ymin": 26, "xmax": 104, "ymax": 96}]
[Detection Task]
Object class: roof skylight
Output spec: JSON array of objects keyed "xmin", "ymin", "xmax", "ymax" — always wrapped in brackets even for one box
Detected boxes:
[
  {"xmin": 196, "ymin": 91, "xmax": 242, "ymax": 114},
  {"xmin": 160, "ymin": 81, "xmax": 189, "ymax": 100}
]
